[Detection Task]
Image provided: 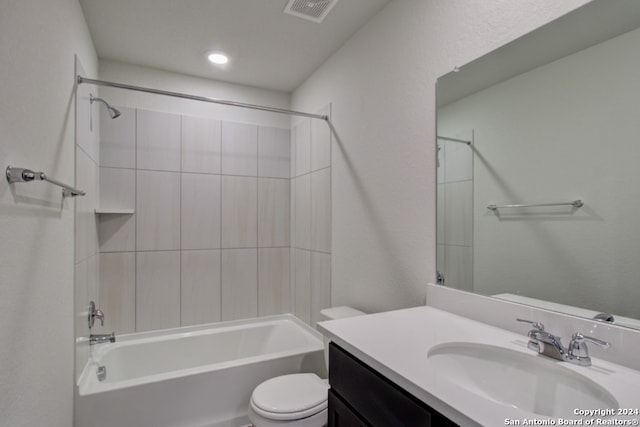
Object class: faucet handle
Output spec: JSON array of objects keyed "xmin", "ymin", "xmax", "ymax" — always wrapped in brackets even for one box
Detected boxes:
[
  {"xmin": 516, "ymin": 318, "xmax": 545, "ymax": 331},
  {"xmin": 568, "ymin": 332, "xmax": 610, "ymax": 367},
  {"xmin": 88, "ymin": 301, "xmax": 105, "ymax": 329},
  {"xmin": 94, "ymin": 309, "xmax": 105, "ymax": 327},
  {"xmin": 516, "ymin": 319, "xmax": 546, "ymax": 353},
  {"xmin": 570, "ymin": 332, "xmax": 610, "ymax": 349}
]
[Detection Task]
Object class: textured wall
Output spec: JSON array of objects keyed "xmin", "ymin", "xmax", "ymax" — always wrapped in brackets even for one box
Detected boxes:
[{"xmin": 0, "ymin": 0, "xmax": 97, "ymax": 425}]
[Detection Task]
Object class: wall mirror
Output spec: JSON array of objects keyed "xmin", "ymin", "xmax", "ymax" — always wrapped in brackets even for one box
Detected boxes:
[{"xmin": 436, "ymin": 0, "xmax": 640, "ymax": 330}]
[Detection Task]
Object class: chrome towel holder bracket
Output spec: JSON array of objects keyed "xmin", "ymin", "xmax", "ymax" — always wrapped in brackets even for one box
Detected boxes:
[{"xmin": 6, "ymin": 165, "xmax": 86, "ymax": 198}]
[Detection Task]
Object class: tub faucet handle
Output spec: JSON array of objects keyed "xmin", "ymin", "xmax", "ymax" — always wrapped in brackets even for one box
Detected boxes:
[{"xmin": 88, "ymin": 301, "xmax": 105, "ymax": 329}]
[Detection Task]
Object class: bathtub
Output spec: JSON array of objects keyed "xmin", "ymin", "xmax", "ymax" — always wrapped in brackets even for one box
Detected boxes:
[{"xmin": 75, "ymin": 314, "xmax": 326, "ymax": 427}]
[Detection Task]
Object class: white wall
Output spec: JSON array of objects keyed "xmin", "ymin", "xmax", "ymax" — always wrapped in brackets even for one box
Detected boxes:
[
  {"xmin": 291, "ymin": 0, "xmax": 591, "ymax": 314},
  {"xmin": 0, "ymin": 0, "xmax": 97, "ymax": 425}
]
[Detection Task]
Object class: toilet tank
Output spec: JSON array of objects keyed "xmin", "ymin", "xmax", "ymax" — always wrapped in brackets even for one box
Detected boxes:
[
  {"xmin": 319, "ymin": 306, "xmax": 365, "ymax": 322},
  {"xmin": 318, "ymin": 307, "xmax": 366, "ymax": 373}
]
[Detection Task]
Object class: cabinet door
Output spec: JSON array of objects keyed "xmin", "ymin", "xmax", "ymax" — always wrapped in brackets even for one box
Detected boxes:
[
  {"xmin": 329, "ymin": 344, "xmax": 458, "ymax": 427},
  {"xmin": 328, "ymin": 390, "xmax": 370, "ymax": 427}
]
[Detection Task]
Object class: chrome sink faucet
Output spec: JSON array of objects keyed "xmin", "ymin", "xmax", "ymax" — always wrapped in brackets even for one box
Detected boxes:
[{"xmin": 516, "ymin": 319, "xmax": 610, "ymax": 367}]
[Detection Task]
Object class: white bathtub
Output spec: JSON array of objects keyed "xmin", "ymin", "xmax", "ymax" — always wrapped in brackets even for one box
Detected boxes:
[{"xmin": 75, "ymin": 314, "xmax": 326, "ymax": 427}]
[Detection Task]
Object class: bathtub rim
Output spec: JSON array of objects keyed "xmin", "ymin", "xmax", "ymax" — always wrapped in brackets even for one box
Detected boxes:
[{"xmin": 77, "ymin": 314, "xmax": 324, "ymax": 396}]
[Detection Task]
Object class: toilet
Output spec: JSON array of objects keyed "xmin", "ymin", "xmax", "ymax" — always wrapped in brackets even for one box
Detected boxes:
[{"xmin": 248, "ymin": 306, "xmax": 366, "ymax": 427}]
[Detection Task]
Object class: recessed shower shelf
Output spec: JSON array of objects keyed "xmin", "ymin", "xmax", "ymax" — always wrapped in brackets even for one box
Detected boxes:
[{"xmin": 94, "ymin": 208, "xmax": 135, "ymax": 215}]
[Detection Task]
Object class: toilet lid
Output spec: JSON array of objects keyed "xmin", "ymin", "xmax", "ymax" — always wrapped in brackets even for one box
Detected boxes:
[{"xmin": 250, "ymin": 373, "xmax": 329, "ymax": 421}]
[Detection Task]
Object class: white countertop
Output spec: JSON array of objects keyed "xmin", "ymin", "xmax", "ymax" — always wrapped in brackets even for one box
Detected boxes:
[{"xmin": 317, "ymin": 306, "xmax": 640, "ymax": 427}]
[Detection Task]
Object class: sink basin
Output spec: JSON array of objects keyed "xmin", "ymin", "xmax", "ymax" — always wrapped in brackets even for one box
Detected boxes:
[{"xmin": 427, "ymin": 342, "xmax": 618, "ymax": 418}]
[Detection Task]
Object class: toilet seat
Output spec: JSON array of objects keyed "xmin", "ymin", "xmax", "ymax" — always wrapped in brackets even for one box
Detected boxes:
[{"xmin": 250, "ymin": 373, "xmax": 329, "ymax": 421}]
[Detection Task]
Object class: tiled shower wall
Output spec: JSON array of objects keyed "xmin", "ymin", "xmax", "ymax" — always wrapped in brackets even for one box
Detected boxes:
[
  {"xmin": 93, "ymin": 104, "xmax": 331, "ymax": 336},
  {"xmin": 290, "ymin": 105, "xmax": 332, "ymax": 326},
  {"xmin": 436, "ymin": 131, "xmax": 473, "ymax": 292}
]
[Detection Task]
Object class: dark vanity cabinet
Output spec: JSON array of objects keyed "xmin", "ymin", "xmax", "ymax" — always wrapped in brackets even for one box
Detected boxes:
[{"xmin": 328, "ymin": 343, "xmax": 458, "ymax": 426}]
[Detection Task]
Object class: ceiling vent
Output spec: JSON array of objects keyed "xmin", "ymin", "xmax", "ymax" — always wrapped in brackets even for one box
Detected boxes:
[{"xmin": 284, "ymin": 0, "xmax": 339, "ymax": 24}]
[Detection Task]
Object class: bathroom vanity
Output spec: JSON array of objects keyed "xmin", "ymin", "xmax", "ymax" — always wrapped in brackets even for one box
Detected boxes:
[
  {"xmin": 328, "ymin": 343, "xmax": 456, "ymax": 426},
  {"xmin": 317, "ymin": 306, "xmax": 640, "ymax": 426}
]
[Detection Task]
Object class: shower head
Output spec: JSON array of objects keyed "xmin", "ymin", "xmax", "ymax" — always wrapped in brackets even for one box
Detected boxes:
[{"xmin": 90, "ymin": 94, "xmax": 121, "ymax": 119}]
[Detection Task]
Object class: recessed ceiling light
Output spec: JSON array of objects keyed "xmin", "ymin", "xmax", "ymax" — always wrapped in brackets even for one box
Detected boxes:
[{"xmin": 207, "ymin": 52, "xmax": 229, "ymax": 65}]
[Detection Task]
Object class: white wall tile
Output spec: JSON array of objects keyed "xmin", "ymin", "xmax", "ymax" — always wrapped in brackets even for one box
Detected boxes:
[
  {"xmin": 181, "ymin": 250, "xmax": 221, "ymax": 326},
  {"xmin": 311, "ymin": 169, "xmax": 331, "ymax": 253},
  {"xmin": 258, "ymin": 248, "xmax": 290, "ymax": 316},
  {"xmin": 136, "ymin": 170, "xmax": 180, "ymax": 251},
  {"xmin": 294, "ymin": 119, "xmax": 311, "ymax": 177},
  {"xmin": 137, "ymin": 109, "xmax": 181, "ymax": 171},
  {"xmin": 290, "ymin": 128, "xmax": 296, "ymax": 178},
  {"xmin": 437, "ymin": 244, "xmax": 445, "ymax": 274},
  {"xmin": 221, "ymin": 176, "xmax": 257, "ymax": 248},
  {"xmin": 99, "ymin": 252, "xmax": 135, "ymax": 334},
  {"xmin": 258, "ymin": 126, "xmax": 290, "ymax": 178},
  {"xmin": 74, "ymin": 259, "xmax": 89, "ymax": 382},
  {"xmin": 295, "ymin": 174, "xmax": 311, "ymax": 250},
  {"xmin": 290, "ymin": 179, "xmax": 296, "ymax": 249},
  {"xmin": 289, "ymin": 247, "xmax": 296, "ymax": 314},
  {"xmin": 443, "ymin": 131, "xmax": 473, "ymax": 183},
  {"xmin": 75, "ymin": 147, "xmax": 98, "ymax": 263},
  {"xmin": 444, "ymin": 245, "xmax": 473, "ymax": 292},
  {"xmin": 294, "ymin": 249, "xmax": 311, "ymax": 324},
  {"xmin": 136, "ymin": 251, "xmax": 181, "ymax": 332},
  {"xmin": 182, "ymin": 116, "xmax": 221, "ymax": 174},
  {"xmin": 181, "ymin": 173, "xmax": 221, "ymax": 250},
  {"xmin": 437, "ymin": 183, "xmax": 445, "ymax": 244},
  {"xmin": 100, "ymin": 106, "xmax": 135, "ymax": 169},
  {"xmin": 258, "ymin": 178, "xmax": 289, "ymax": 248},
  {"xmin": 221, "ymin": 249, "xmax": 258, "ymax": 321},
  {"xmin": 221, "ymin": 121, "xmax": 258, "ymax": 176},
  {"xmin": 95, "ymin": 109, "xmax": 317, "ymax": 333},
  {"xmin": 99, "ymin": 167, "xmax": 135, "ymax": 210},
  {"xmin": 311, "ymin": 252, "xmax": 331, "ymax": 326},
  {"xmin": 87, "ymin": 254, "xmax": 98, "ymax": 307},
  {"xmin": 311, "ymin": 105, "xmax": 331, "ymax": 171},
  {"xmin": 443, "ymin": 180, "xmax": 473, "ymax": 246}
]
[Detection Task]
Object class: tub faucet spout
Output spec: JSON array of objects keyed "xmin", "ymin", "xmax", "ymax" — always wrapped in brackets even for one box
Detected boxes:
[{"xmin": 90, "ymin": 332, "xmax": 116, "ymax": 345}]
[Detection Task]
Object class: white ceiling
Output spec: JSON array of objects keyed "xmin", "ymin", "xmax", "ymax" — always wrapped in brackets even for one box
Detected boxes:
[{"xmin": 79, "ymin": 0, "xmax": 391, "ymax": 93}]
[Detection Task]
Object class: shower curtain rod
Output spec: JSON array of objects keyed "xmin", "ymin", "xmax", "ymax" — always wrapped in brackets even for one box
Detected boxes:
[
  {"xmin": 437, "ymin": 135, "xmax": 471, "ymax": 145},
  {"xmin": 76, "ymin": 76, "xmax": 329, "ymax": 122}
]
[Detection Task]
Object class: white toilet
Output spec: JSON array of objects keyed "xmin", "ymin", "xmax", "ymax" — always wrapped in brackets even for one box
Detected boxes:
[{"xmin": 248, "ymin": 306, "xmax": 365, "ymax": 427}]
